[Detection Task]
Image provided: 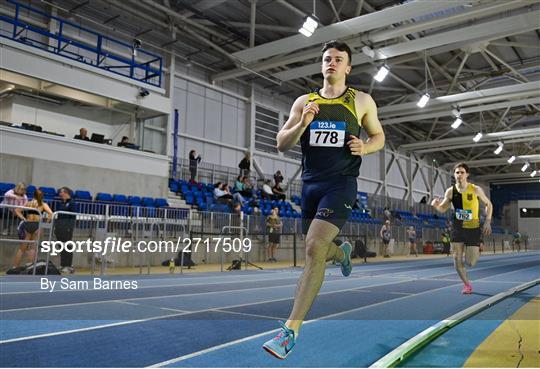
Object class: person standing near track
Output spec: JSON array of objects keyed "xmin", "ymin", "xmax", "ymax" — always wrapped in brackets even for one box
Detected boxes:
[
  {"xmin": 12, "ymin": 189, "xmax": 53, "ymax": 268},
  {"xmin": 380, "ymin": 220, "xmax": 392, "ymax": 258},
  {"xmin": 431, "ymin": 163, "xmax": 492, "ymax": 294},
  {"xmin": 407, "ymin": 226, "xmax": 418, "ymax": 257},
  {"xmin": 262, "ymin": 40, "xmax": 385, "ymax": 359},
  {"xmin": 266, "ymin": 206, "xmax": 282, "ymax": 262}
]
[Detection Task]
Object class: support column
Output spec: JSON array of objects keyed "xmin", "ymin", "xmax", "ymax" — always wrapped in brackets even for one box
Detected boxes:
[
  {"xmin": 379, "ymin": 149, "xmax": 387, "ymax": 199},
  {"xmin": 249, "ymin": 0, "xmax": 257, "ymax": 48},
  {"xmin": 407, "ymin": 154, "xmax": 413, "ymax": 207},
  {"xmin": 166, "ymin": 40, "xmax": 176, "ymax": 158}
]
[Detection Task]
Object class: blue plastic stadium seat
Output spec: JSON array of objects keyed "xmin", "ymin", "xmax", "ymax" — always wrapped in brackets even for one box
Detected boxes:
[
  {"xmin": 112, "ymin": 194, "xmax": 128, "ymax": 203},
  {"xmin": 155, "ymin": 198, "xmax": 169, "ymax": 207},
  {"xmin": 141, "ymin": 197, "xmax": 154, "ymax": 207},
  {"xmin": 39, "ymin": 186, "xmax": 57, "ymax": 197},
  {"xmin": 169, "ymin": 181, "xmax": 179, "ymax": 193},
  {"xmin": 128, "ymin": 196, "xmax": 141, "ymax": 206},
  {"xmin": 0, "ymin": 183, "xmax": 15, "ymax": 196},
  {"xmin": 25, "ymin": 185, "xmax": 36, "ymax": 198},
  {"xmin": 185, "ymin": 194, "xmax": 195, "ymax": 205},
  {"xmin": 74, "ymin": 190, "xmax": 92, "ymax": 201},
  {"xmin": 96, "ymin": 192, "xmax": 113, "ymax": 202}
]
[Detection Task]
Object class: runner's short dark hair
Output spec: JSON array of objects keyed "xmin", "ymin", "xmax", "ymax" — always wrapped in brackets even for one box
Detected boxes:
[
  {"xmin": 322, "ymin": 40, "xmax": 352, "ymax": 65},
  {"xmin": 453, "ymin": 162, "xmax": 470, "ymax": 173}
]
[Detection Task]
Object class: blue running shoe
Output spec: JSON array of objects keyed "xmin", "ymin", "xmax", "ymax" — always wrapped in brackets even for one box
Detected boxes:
[
  {"xmin": 339, "ymin": 241, "xmax": 353, "ymax": 277},
  {"xmin": 262, "ymin": 322, "xmax": 296, "ymax": 359}
]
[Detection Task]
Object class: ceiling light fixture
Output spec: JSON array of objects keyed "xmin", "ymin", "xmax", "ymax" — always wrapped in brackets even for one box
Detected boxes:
[
  {"xmin": 299, "ymin": 1, "xmax": 319, "ymax": 37},
  {"xmin": 493, "ymin": 141, "xmax": 504, "ymax": 155},
  {"xmin": 451, "ymin": 118, "xmax": 462, "ymax": 129},
  {"xmin": 374, "ymin": 65, "xmax": 389, "ymax": 82}
]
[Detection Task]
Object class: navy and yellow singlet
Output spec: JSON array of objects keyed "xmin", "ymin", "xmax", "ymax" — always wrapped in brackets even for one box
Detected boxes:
[{"xmin": 300, "ymin": 87, "xmax": 362, "ymax": 181}]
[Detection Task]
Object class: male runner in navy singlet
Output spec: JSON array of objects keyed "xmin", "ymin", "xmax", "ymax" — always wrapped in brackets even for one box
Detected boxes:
[{"xmin": 262, "ymin": 41, "xmax": 385, "ymax": 359}]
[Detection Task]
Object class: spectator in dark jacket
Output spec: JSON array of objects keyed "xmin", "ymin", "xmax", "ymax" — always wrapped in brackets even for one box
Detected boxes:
[
  {"xmin": 239, "ymin": 152, "xmax": 251, "ymax": 177},
  {"xmin": 274, "ymin": 170, "xmax": 284, "ymax": 186},
  {"xmin": 189, "ymin": 150, "xmax": 201, "ymax": 182},
  {"xmin": 55, "ymin": 187, "xmax": 77, "ymax": 274}
]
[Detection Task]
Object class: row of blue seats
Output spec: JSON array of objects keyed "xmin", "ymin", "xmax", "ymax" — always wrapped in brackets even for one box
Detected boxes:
[
  {"xmin": 0, "ymin": 182, "xmax": 169, "ymax": 208},
  {"xmin": 171, "ymin": 179, "xmax": 299, "ymax": 216}
]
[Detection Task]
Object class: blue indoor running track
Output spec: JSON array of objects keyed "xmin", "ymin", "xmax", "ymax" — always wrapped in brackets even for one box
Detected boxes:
[{"xmin": 1, "ymin": 252, "xmax": 538, "ymax": 367}]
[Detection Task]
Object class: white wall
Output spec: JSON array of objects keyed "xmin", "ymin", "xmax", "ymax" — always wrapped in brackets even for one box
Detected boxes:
[{"xmin": 0, "ymin": 96, "xmax": 13, "ymax": 122}]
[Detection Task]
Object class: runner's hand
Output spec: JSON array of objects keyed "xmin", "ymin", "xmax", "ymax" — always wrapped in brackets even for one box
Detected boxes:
[
  {"xmin": 301, "ymin": 102, "xmax": 319, "ymax": 127},
  {"xmin": 483, "ymin": 222, "xmax": 492, "ymax": 236},
  {"xmin": 347, "ymin": 135, "xmax": 366, "ymax": 156}
]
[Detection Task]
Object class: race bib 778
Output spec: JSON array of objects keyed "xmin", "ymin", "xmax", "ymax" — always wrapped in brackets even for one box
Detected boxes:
[{"xmin": 309, "ymin": 121, "xmax": 346, "ymax": 147}]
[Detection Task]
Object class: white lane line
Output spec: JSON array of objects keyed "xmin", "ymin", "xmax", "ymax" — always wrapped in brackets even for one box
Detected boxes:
[
  {"xmin": 160, "ymin": 308, "xmax": 190, "ymax": 313},
  {"xmin": 210, "ymin": 309, "xmax": 282, "ymax": 321},
  {"xmin": 113, "ymin": 301, "xmax": 141, "ymax": 306}
]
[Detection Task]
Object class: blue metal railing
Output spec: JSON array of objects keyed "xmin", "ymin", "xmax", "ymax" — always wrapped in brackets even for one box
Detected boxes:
[{"xmin": 0, "ymin": 0, "xmax": 162, "ymax": 87}]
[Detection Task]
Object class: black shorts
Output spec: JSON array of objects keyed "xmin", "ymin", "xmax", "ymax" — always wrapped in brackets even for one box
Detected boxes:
[
  {"xmin": 451, "ymin": 226, "xmax": 481, "ymax": 247},
  {"xmin": 269, "ymin": 232, "xmax": 280, "ymax": 244},
  {"xmin": 301, "ymin": 176, "xmax": 357, "ymax": 234},
  {"xmin": 18, "ymin": 221, "xmax": 39, "ymax": 238}
]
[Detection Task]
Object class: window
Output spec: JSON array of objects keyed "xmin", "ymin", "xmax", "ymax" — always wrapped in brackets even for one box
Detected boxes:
[{"xmin": 255, "ymin": 105, "xmax": 279, "ymax": 154}]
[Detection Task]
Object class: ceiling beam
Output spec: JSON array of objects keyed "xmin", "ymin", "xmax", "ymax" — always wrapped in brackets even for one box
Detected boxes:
[
  {"xmin": 449, "ymin": 155, "xmax": 540, "ymax": 168},
  {"xmin": 232, "ymin": 0, "xmax": 473, "ymax": 64},
  {"xmin": 211, "ymin": 0, "xmax": 531, "ymax": 82},
  {"xmin": 273, "ymin": 10, "xmax": 540, "ymax": 81},
  {"xmin": 381, "ymin": 96, "xmax": 540, "ymax": 126},
  {"xmin": 400, "ymin": 127, "xmax": 540, "ymax": 151}
]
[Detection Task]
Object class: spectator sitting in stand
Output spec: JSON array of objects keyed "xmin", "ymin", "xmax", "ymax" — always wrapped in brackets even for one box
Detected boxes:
[
  {"xmin": 214, "ymin": 182, "xmax": 246, "ymax": 207},
  {"xmin": 117, "ymin": 136, "xmax": 132, "ymax": 147},
  {"xmin": 74, "ymin": 128, "xmax": 90, "ymax": 141},
  {"xmin": 272, "ymin": 182, "xmax": 286, "ymax": 201},
  {"xmin": 233, "ymin": 175, "xmax": 244, "ymax": 193},
  {"xmin": 240, "ymin": 176, "xmax": 254, "ymax": 198}
]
